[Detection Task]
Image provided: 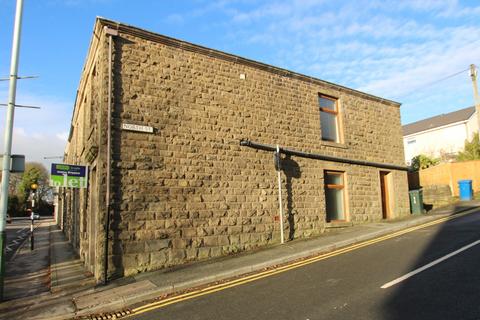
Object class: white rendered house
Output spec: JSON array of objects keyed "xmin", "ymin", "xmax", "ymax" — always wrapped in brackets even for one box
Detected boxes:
[{"xmin": 403, "ymin": 106, "xmax": 478, "ymax": 164}]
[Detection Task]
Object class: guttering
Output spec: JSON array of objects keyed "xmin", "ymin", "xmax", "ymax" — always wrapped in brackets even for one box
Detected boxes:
[
  {"xmin": 240, "ymin": 139, "xmax": 409, "ymax": 172},
  {"xmin": 103, "ymin": 26, "xmax": 118, "ymax": 285}
]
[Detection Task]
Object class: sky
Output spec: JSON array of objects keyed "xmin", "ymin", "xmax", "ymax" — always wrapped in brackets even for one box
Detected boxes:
[{"xmin": 1, "ymin": 0, "xmax": 480, "ymax": 169}]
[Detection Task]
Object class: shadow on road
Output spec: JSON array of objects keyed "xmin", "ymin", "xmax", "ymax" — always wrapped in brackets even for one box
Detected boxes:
[{"xmin": 381, "ymin": 204, "xmax": 480, "ymax": 320}]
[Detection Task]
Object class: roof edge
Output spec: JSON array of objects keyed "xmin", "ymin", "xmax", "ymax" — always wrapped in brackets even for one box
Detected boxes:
[
  {"xmin": 403, "ymin": 119, "xmax": 469, "ymax": 138},
  {"xmin": 95, "ymin": 17, "xmax": 401, "ymax": 108}
]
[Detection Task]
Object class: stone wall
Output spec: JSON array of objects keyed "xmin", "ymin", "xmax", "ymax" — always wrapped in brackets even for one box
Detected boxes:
[
  {"xmin": 63, "ymin": 21, "xmax": 111, "ymax": 281},
  {"xmin": 64, "ymin": 18, "xmax": 410, "ymax": 279},
  {"xmin": 422, "ymin": 185, "xmax": 453, "ymax": 210}
]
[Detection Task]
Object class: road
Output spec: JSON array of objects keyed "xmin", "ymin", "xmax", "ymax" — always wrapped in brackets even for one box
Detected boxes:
[
  {"xmin": 5, "ymin": 217, "xmax": 35, "ymax": 261},
  {"xmin": 130, "ymin": 211, "xmax": 480, "ymax": 320}
]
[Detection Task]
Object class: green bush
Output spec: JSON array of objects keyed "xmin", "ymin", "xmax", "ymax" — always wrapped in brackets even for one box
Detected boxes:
[
  {"xmin": 410, "ymin": 154, "xmax": 439, "ymax": 172},
  {"xmin": 457, "ymin": 133, "xmax": 480, "ymax": 161}
]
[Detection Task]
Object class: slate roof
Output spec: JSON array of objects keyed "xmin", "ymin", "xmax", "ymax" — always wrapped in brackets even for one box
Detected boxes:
[{"xmin": 402, "ymin": 106, "xmax": 475, "ymax": 136}]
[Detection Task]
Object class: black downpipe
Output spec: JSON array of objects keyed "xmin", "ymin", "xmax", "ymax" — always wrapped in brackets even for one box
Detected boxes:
[
  {"xmin": 239, "ymin": 139, "xmax": 409, "ymax": 171},
  {"xmin": 104, "ymin": 26, "xmax": 117, "ymax": 285}
]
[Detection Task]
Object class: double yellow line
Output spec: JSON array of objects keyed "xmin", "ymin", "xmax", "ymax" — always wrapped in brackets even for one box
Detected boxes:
[{"xmin": 129, "ymin": 209, "xmax": 477, "ymax": 317}]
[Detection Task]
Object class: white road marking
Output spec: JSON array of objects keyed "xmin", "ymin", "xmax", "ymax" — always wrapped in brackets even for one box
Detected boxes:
[
  {"xmin": 5, "ymin": 246, "xmax": 11, "ymax": 252},
  {"xmin": 16, "ymin": 227, "xmax": 27, "ymax": 234},
  {"xmin": 381, "ymin": 239, "xmax": 480, "ymax": 289}
]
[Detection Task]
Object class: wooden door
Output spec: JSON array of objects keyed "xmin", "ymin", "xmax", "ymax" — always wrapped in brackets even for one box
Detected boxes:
[{"xmin": 380, "ymin": 171, "xmax": 390, "ymax": 219}]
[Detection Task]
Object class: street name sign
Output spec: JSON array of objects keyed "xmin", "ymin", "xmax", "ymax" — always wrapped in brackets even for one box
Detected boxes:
[
  {"xmin": 121, "ymin": 123, "xmax": 154, "ymax": 133},
  {"xmin": 50, "ymin": 163, "xmax": 88, "ymax": 188}
]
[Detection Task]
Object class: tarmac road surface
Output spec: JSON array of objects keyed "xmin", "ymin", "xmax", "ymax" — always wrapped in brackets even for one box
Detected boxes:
[{"xmin": 129, "ymin": 210, "xmax": 480, "ymax": 320}]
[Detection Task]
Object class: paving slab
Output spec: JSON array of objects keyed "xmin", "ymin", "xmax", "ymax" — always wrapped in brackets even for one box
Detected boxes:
[
  {"xmin": 73, "ymin": 280, "xmax": 158, "ymax": 316},
  {"xmin": 3, "ymin": 221, "xmax": 51, "ymax": 302},
  {"xmin": 49, "ymin": 228, "xmax": 95, "ymax": 294}
]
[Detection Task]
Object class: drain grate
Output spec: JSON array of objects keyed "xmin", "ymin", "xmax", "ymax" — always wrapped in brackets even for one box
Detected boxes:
[{"xmin": 81, "ymin": 309, "xmax": 133, "ymax": 320}]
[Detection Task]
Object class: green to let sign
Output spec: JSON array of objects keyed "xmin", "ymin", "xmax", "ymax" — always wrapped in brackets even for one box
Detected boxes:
[{"xmin": 50, "ymin": 163, "xmax": 88, "ymax": 188}]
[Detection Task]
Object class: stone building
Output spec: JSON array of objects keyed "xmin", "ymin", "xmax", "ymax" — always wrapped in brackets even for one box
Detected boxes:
[{"xmin": 60, "ymin": 17, "xmax": 410, "ymax": 282}]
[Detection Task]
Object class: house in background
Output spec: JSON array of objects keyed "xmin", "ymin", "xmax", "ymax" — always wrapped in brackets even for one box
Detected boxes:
[{"xmin": 403, "ymin": 106, "xmax": 478, "ymax": 164}]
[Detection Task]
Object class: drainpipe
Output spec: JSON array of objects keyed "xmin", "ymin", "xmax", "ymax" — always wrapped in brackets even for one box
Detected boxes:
[
  {"xmin": 103, "ymin": 26, "xmax": 118, "ymax": 285},
  {"xmin": 275, "ymin": 145, "xmax": 285, "ymax": 244},
  {"xmin": 240, "ymin": 139, "xmax": 409, "ymax": 172}
]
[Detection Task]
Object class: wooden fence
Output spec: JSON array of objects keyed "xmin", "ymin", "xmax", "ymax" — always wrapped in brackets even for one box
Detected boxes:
[{"xmin": 412, "ymin": 160, "xmax": 480, "ymax": 196}]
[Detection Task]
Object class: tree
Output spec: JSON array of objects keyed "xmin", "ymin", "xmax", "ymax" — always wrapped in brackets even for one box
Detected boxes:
[
  {"xmin": 0, "ymin": 171, "xmax": 22, "ymax": 195},
  {"xmin": 17, "ymin": 162, "xmax": 53, "ymax": 210},
  {"xmin": 410, "ymin": 154, "xmax": 439, "ymax": 172},
  {"xmin": 7, "ymin": 195, "xmax": 21, "ymax": 217},
  {"xmin": 457, "ymin": 133, "xmax": 480, "ymax": 161}
]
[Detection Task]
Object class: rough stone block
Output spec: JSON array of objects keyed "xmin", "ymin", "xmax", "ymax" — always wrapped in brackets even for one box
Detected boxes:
[
  {"xmin": 150, "ymin": 251, "xmax": 168, "ymax": 265},
  {"xmin": 169, "ymin": 249, "xmax": 186, "ymax": 263},
  {"xmin": 145, "ymin": 239, "xmax": 170, "ymax": 251},
  {"xmin": 124, "ymin": 242, "xmax": 145, "ymax": 254},
  {"xmin": 198, "ymin": 247, "xmax": 210, "ymax": 260},
  {"xmin": 203, "ymin": 236, "xmax": 218, "ymax": 247}
]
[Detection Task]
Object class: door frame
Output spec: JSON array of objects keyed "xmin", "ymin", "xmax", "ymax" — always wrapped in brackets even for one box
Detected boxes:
[{"xmin": 379, "ymin": 171, "xmax": 392, "ymax": 219}]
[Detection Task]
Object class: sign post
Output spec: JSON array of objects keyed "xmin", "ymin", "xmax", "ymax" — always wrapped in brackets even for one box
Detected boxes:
[{"xmin": 30, "ymin": 183, "xmax": 37, "ymax": 250}]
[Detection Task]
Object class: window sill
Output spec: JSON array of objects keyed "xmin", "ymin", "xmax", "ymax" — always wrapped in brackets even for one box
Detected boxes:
[{"xmin": 321, "ymin": 140, "xmax": 348, "ymax": 149}]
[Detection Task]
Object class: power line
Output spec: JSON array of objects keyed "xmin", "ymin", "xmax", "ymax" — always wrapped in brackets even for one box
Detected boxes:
[{"xmin": 394, "ymin": 65, "xmax": 474, "ymax": 100}]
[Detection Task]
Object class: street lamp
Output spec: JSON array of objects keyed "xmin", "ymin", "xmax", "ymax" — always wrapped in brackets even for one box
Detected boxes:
[{"xmin": 0, "ymin": 0, "xmax": 24, "ymax": 301}]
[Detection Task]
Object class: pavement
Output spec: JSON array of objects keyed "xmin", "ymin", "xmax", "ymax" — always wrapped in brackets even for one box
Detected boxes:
[
  {"xmin": 4, "ymin": 220, "xmax": 50, "ymax": 301},
  {"xmin": 1, "ymin": 201, "xmax": 479, "ymax": 320}
]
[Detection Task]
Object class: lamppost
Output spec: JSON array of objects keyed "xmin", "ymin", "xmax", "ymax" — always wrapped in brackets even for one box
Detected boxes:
[{"xmin": 0, "ymin": 0, "xmax": 24, "ymax": 301}]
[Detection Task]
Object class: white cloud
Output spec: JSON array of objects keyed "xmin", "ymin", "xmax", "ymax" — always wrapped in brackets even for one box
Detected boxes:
[
  {"xmin": 166, "ymin": 14, "xmax": 184, "ymax": 25},
  {"xmin": 56, "ymin": 131, "xmax": 69, "ymax": 141},
  {"xmin": 0, "ymin": 125, "xmax": 66, "ymax": 169},
  {"xmin": 13, "ymin": 127, "xmax": 27, "ymax": 137},
  {"xmin": 32, "ymin": 133, "xmax": 45, "ymax": 140},
  {"xmin": 232, "ymin": 3, "xmax": 292, "ymax": 23},
  {"xmin": 205, "ymin": 0, "xmax": 480, "ymax": 125},
  {"xmin": 46, "ymin": 0, "xmax": 112, "ymax": 6},
  {"xmin": 0, "ymin": 90, "xmax": 71, "ymax": 168}
]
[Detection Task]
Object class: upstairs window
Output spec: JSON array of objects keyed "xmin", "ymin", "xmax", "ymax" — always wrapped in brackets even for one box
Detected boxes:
[{"xmin": 319, "ymin": 94, "xmax": 339, "ymax": 142}]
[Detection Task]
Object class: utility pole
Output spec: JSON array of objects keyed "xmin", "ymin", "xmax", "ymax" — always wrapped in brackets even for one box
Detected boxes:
[
  {"xmin": 0, "ymin": 0, "xmax": 24, "ymax": 301},
  {"xmin": 470, "ymin": 64, "xmax": 480, "ymax": 134}
]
